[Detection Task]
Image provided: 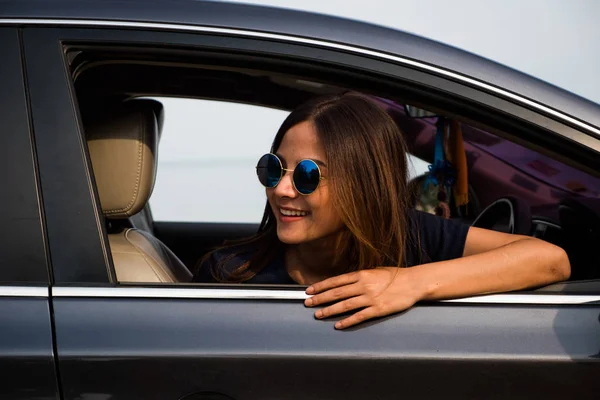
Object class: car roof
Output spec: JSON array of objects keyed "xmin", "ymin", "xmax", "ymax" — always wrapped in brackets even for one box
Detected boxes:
[{"xmin": 2, "ymin": 0, "xmax": 600, "ymax": 132}]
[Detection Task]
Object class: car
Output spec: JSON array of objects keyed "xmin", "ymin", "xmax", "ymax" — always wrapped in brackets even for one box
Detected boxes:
[{"xmin": 1, "ymin": 0, "xmax": 600, "ymax": 399}]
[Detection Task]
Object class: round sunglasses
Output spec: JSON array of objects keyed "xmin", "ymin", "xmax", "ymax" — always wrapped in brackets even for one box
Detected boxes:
[{"xmin": 256, "ymin": 153, "xmax": 325, "ymax": 195}]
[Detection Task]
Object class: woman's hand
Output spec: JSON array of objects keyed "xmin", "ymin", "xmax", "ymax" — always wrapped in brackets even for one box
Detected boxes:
[{"xmin": 304, "ymin": 267, "xmax": 424, "ymax": 330}]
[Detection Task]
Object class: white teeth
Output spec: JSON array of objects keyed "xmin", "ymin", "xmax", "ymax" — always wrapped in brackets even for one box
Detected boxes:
[{"xmin": 280, "ymin": 208, "xmax": 308, "ymax": 217}]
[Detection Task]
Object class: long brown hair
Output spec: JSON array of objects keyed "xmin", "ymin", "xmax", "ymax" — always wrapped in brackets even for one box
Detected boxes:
[{"xmin": 203, "ymin": 92, "xmax": 411, "ymax": 282}]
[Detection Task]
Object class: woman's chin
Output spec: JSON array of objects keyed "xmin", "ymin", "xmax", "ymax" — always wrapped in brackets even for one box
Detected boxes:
[
  {"xmin": 276, "ymin": 228, "xmax": 306, "ymax": 244},
  {"xmin": 276, "ymin": 234, "xmax": 304, "ymax": 245}
]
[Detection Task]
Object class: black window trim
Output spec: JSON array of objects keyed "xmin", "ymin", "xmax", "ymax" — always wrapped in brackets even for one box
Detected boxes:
[
  {"xmin": 0, "ymin": 27, "xmax": 50, "ymax": 283},
  {"xmin": 22, "ymin": 27, "xmax": 114, "ymax": 284}
]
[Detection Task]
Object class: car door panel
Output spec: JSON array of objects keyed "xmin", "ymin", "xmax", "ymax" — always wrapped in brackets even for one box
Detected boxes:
[
  {"xmin": 52, "ymin": 289, "xmax": 600, "ymax": 399},
  {"xmin": 0, "ymin": 290, "xmax": 59, "ymax": 400}
]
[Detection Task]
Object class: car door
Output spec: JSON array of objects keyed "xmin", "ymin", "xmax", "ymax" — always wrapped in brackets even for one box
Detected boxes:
[
  {"xmin": 0, "ymin": 27, "xmax": 59, "ymax": 400},
  {"xmin": 21, "ymin": 21, "xmax": 600, "ymax": 400}
]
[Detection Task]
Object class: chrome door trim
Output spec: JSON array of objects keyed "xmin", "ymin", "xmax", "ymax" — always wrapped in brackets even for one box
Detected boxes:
[
  {"xmin": 52, "ymin": 286, "xmax": 600, "ymax": 305},
  {"xmin": 1, "ymin": 18, "xmax": 599, "ymax": 137},
  {"xmin": 54, "ymin": 286, "xmax": 310, "ymax": 300},
  {"xmin": 0, "ymin": 286, "xmax": 49, "ymax": 297}
]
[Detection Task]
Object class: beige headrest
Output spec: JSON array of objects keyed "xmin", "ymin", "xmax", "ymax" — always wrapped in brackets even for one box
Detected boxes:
[{"xmin": 86, "ymin": 100, "xmax": 162, "ymax": 219}]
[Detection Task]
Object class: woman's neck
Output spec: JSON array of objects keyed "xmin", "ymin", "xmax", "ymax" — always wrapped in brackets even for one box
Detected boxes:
[{"xmin": 285, "ymin": 238, "xmax": 343, "ymax": 285}]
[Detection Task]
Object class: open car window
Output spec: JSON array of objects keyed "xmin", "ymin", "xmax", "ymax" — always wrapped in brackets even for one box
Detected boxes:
[{"xmin": 68, "ymin": 43, "xmax": 600, "ymax": 292}]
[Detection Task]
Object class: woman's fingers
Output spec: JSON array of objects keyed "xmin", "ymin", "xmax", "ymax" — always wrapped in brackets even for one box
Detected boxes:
[
  {"xmin": 313, "ymin": 295, "xmax": 370, "ymax": 319},
  {"xmin": 306, "ymin": 272, "xmax": 360, "ymax": 295},
  {"xmin": 305, "ymin": 283, "xmax": 363, "ymax": 307},
  {"xmin": 303, "ymin": 267, "xmax": 419, "ymax": 329},
  {"xmin": 335, "ymin": 307, "xmax": 381, "ymax": 330}
]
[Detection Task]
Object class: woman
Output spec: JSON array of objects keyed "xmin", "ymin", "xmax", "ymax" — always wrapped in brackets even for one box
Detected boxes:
[{"xmin": 194, "ymin": 92, "xmax": 570, "ymax": 329}]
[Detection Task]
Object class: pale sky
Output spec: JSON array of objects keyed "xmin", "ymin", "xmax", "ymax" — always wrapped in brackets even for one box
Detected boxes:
[{"xmin": 227, "ymin": 0, "xmax": 600, "ymax": 105}]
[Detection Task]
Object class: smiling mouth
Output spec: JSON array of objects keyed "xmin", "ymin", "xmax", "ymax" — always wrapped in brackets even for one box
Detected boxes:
[{"xmin": 279, "ymin": 208, "xmax": 308, "ymax": 217}]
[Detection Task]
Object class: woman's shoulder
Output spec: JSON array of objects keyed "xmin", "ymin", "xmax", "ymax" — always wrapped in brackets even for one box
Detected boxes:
[
  {"xmin": 194, "ymin": 244, "xmax": 256, "ymax": 283},
  {"xmin": 405, "ymin": 209, "xmax": 470, "ymax": 266}
]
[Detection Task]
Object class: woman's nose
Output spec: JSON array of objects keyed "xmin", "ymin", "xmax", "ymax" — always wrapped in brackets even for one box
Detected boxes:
[{"xmin": 274, "ymin": 170, "xmax": 297, "ymax": 198}]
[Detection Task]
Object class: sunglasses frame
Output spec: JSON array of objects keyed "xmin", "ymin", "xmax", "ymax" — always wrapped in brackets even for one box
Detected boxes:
[{"xmin": 256, "ymin": 153, "xmax": 325, "ymax": 196}]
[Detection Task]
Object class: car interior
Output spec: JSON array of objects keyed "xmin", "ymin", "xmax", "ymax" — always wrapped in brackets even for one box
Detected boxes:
[
  {"xmin": 69, "ymin": 44, "xmax": 600, "ymax": 288},
  {"xmin": 84, "ymin": 99, "xmax": 192, "ymax": 283}
]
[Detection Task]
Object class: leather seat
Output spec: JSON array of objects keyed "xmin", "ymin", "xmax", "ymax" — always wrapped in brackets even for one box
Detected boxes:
[{"xmin": 85, "ymin": 100, "xmax": 192, "ymax": 283}]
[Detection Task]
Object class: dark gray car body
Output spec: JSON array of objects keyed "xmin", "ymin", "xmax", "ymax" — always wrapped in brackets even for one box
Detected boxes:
[{"xmin": 0, "ymin": 1, "xmax": 599, "ymax": 399}]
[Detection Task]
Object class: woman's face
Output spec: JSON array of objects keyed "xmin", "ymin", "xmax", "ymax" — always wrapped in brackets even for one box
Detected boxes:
[{"xmin": 267, "ymin": 121, "xmax": 344, "ymax": 245}]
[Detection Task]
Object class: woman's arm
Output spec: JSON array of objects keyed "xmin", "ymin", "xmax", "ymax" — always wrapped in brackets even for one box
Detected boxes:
[
  {"xmin": 419, "ymin": 226, "xmax": 570, "ymax": 299},
  {"xmin": 304, "ymin": 227, "xmax": 570, "ymax": 329}
]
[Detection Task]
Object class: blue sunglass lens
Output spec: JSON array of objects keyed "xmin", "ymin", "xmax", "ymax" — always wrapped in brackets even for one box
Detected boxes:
[
  {"xmin": 293, "ymin": 160, "xmax": 321, "ymax": 195},
  {"xmin": 256, "ymin": 154, "xmax": 282, "ymax": 188}
]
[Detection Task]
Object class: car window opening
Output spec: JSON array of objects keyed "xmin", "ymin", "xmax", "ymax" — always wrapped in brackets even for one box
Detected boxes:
[{"xmin": 70, "ymin": 48, "xmax": 600, "ymax": 289}]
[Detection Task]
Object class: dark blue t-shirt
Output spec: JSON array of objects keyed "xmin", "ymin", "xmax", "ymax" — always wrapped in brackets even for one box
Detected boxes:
[{"xmin": 194, "ymin": 210, "xmax": 470, "ymax": 284}]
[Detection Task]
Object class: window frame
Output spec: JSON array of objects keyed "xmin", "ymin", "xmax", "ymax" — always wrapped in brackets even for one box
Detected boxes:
[
  {"xmin": 22, "ymin": 24, "xmax": 600, "ymax": 298},
  {"xmin": 22, "ymin": 27, "xmax": 114, "ymax": 284},
  {"xmin": 0, "ymin": 27, "xmax": 49, "ymax": 284}
]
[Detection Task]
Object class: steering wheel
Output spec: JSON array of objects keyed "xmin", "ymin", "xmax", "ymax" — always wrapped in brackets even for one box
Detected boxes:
[{"xmin": 471, "ymin": 196, "xmax": 532, "ymax": 235}]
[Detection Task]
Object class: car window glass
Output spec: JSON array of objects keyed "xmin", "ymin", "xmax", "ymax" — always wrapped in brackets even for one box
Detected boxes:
[{"xmin": 148, "ymin": 97, "xmax": 430, "ymax": 223}]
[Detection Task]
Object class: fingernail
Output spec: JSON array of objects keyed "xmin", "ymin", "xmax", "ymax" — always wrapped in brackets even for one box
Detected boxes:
[
  {"xmin": 306, "ymin": 286, "xmax": 314, "ymax": 294},
  {"xmin": 304, "ymin": 298, "xmax": 313, "ymax": 307},
  {"xmin": 315, "ymin": 310, "xmax": 323, "ymax": 319},
  {"xmin": 335, "ymin": 322, "xmax": 342, "ymax": 329}
]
